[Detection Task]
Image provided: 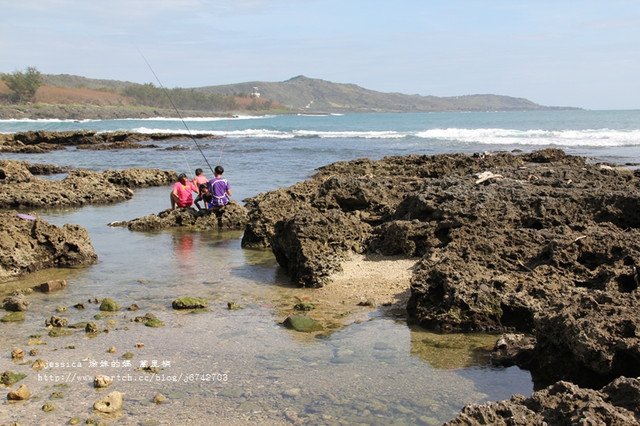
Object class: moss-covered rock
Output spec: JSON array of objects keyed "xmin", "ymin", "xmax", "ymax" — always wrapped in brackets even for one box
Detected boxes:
[
  {"xmin": 99, "ymin": 298, "xmax": 120, "ymax": 312},
  {"xmin": 134, "ymin": 313, "xmax": 164, "ymax": 327},
  {"xmin": 1, "ymin": 311, "xmax": 25, "ymax": 322},
  {"xmin": 283, "ymin": 315, "xmax": 324, "ymax": 332},
  {"xmin": 1, "ymin": 370, "xmax": 27, "ymax": 386},
  {"xmin": 48, "ymin": 328, "xmax": 73, "ymax": 337},
  {"xmin": 172, "ymin": 297, "xmax": 208, "ymax": 310}
]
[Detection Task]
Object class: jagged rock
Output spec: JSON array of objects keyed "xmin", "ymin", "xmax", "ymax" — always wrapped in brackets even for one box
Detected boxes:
[
  {"xmin": 446, "ymin": 379, "xmax": 640, "ymax": 425},
  {"xmin": 242, "ymin": 150, "xmax": 640, "ymax": 387},
  {"xmin": 117, "ymin": 202, "xmax": 248, "ymax": 232},
  {"xmin": 271, "ymin": 209, "xmax": 371, "ymax": 287},
  {"xmin": 0, "ymin": 211, "xmax": 97, "ymax": 281},
  {"xmin": 491, "ymin": 333, "xmax": 536, "ymax": 368},
  {"xmin": 0, "ymin": 130, "xmax": 211, "ymax": 153},
  {"xmin": 532, "ymin": 290, "xmax": 640, "ymax": 387},
  {"xmin": 0, "ymin": 159, "xmax": 176, "ymax": 209}
]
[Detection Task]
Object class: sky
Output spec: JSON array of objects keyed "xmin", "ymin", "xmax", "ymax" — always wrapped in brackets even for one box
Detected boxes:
[{"xmin": 1, "ymin": 0, "xmax": 639, "ymax": 110}]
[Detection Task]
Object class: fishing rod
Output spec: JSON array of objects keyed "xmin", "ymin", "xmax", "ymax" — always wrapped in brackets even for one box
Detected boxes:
[{"xmin": 137, "ymin": 48, "xmax": 217, "ymax": 176}]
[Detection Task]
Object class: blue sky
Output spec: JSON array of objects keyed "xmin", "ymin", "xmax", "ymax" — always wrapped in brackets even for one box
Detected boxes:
[{"xmin": 1, "ymin": 0, "xmax": 639, "ymax": 109}]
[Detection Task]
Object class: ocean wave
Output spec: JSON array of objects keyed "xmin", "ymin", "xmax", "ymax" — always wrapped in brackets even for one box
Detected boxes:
[
  {"xmin": 415, "ymin": 128, "xmax": 640, "ymax": 147},
  {"xmin": 129, "ymin": 127, "xmax": 406, "ymax": 139}
]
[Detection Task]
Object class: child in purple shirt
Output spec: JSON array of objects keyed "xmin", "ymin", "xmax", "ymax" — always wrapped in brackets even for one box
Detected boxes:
[{"xmin": 207, "ymin": 165, "xmax": 232, "ymax": 208}]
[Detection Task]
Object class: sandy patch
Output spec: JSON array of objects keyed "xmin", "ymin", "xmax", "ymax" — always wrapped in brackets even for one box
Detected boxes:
[
  {"xmin": 274, "ymin": 254, "xmax": 419, "ymax": 332},
  {"xmin": 327, "ymin": 253, "xmax": 418, "ymax": 307}
]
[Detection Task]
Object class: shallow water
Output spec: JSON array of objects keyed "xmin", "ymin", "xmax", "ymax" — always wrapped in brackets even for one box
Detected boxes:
[
  {"xmin": 7, "ymin": 110, "xmax": 633, "ymax": 423},
  {"xmin": 0, "ymin": 185, "xmax": 533, "ymax": 425}
]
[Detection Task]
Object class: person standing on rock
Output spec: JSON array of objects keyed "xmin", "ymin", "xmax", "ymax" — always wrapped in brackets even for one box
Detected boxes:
[
  {"xmin": 170, "ymin": 173, "xmax": 198, "ymax": 209},
  {"xmin": 207, "ymin": 166, "xmax": 232, "ymax": 224}
]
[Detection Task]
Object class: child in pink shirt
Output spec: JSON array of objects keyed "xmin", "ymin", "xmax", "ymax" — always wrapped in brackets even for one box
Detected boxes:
[{"xmin": 192, "ymin": 168, "xmax": 208, "ymax": 187}]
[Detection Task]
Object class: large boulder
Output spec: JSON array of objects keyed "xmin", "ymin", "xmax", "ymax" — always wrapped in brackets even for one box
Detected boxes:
[
  {"xmin": 0, "ymin": 211, "xmax": 97, "ymax": 281},
  {"xmin": 270, "ymin": 209, "xmax": 371, "ymax": 287}
]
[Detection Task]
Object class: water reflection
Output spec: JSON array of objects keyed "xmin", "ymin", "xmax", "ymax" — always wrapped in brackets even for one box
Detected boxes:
[
  {"xmin": 0, "ymin": 187, "xmax": 533, "ymax": 425},
  {"xmin": 409, "ymin": 327, "xmax": 496, "ymax": 369}
]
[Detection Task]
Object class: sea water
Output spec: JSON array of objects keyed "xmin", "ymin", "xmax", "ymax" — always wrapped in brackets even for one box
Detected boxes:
[{"xmin": 0, "ymin": 110, "xmax": 638, "ymax": 424}]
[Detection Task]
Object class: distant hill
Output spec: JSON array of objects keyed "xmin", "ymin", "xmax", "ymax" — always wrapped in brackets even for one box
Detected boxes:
[
  {"xmin": 0, "ymin": 73, "xmax": 574, "ymax": 119},
  {"xmin": 196, "ymin": 75, "xmax": 565, "ymax": 112}
]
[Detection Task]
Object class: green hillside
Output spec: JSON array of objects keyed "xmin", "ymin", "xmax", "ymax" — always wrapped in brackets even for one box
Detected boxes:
[{"xmin": 196, "ymin": 75, "xmax": 563, "ymax": 112}]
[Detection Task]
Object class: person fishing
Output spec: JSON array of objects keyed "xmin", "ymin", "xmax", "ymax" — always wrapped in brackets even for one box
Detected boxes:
[
  {"xmin": 207, "ymin": 165, "xmax": 232, "ymax": 223},
  {"xmin": 170, "ymin": 173, "xmax": 198, "ymax": 209}
]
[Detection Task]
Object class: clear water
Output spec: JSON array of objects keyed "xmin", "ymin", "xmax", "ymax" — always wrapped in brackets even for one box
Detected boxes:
[{"xmin": 2, "ymin": 110, "xmax": 638, "ymax": 424}]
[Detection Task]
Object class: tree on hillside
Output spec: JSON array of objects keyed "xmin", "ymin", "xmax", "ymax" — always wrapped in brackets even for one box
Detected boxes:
[{"xmin": 1, "ymin": 66, "xmax": 42, "ymax": 103}]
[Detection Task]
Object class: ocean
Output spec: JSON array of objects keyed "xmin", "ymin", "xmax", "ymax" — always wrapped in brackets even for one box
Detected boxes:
[
  {"xmin": 0, "ymin": 110, "xmax": 638, "ymax": 424},
  {"xmin": 1, "ymin": 110, "xmax": 638, "ymax": 202}
]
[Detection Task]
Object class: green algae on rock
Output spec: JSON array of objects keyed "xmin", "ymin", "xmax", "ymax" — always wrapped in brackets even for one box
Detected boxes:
[
  {"xmin": 283, "ymin": 315, "xmax": 324, "ymax": 332},
  {"xmin": 99, "ymin": 298, "xmax": 120, "ymax": 312},
  {"xmin": 1, "ymin": 371, "xmax": 27, "ymax": 386},
  {"xmin": 1, "ymin": 311, "xmax": 25, "ymax": 322},
  {"xmin": 172, "ymin": 297, "xmax": 208, "ymax": 310}
]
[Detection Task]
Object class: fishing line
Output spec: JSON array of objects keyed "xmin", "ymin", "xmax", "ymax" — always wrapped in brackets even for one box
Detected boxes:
[
  {"xmin": 217, "ymin": 142, "xmax": 226, "ymax": 166},
  {"xmin": 137, "ymin": 48, "xmax": 216, "ymax": 176}
]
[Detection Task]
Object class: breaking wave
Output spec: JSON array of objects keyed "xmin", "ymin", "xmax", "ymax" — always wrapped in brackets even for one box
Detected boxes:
[{"xmin": 128, "ymin": 127, "xmax": 640, "ymax": 146}]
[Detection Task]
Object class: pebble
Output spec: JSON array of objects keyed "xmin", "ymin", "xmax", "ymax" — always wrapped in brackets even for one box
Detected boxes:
[
  {"xmin": 11, "ymin": 348, "xmax": 24, "ymax": 360},
  {"xmin": 107, "ymin": 346, "xmax": 116, "ymax": 353},
  {"xmin": 153, "ymin": 393, "xmax": 167, "ymax": 404},
  {"xmin": 85, "ymin": 322, "xmax": 99, "ymax": 333},
  {"xmin": 7, "ymin": 384, "xmax": 31, "ymax": 400},
  {"xmin": 42, "ymin": 402, "xmax": 55, "ymax": 412},
  {"xmin": 93, "ymin": 391, "xmax": 123, "ymax": 413},
  {"xmin": 94, "ymin": 375, "xmax": 113, "ymax": 388},
  {"xmin": 32, "ymin": 359, "xmax": 47, "ymax": 371}
]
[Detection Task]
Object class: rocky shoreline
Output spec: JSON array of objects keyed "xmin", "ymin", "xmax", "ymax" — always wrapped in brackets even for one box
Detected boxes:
[
  {"xmin": 0, "ymin": 211, "xmax": 97, "ymax": 281},
  {"xmin": 242, "ymin": 149, "xmax": 640, "ymax": 423},
  {"xmin": 0, "ymin": 159, "xmax": 177, "ymax": 208},
  {"xmin": 1, "ymin": 146, "xmax": 639, "ymax": 423}
]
